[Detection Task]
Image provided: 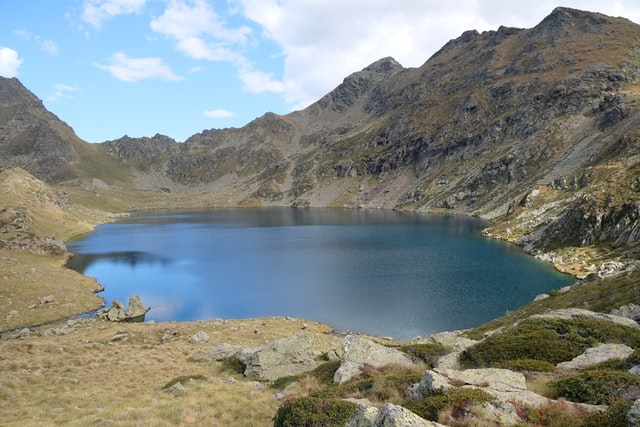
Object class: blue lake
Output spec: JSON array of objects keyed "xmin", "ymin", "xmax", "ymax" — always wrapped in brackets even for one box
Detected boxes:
[{"xmin": 67, "ymin": 208, "xmax": 573, "ymax": 340}]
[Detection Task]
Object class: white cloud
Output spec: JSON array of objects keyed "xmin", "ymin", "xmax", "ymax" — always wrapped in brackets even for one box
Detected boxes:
[
  {"xmin": 150, "ymin": 0, "xmax": 250, "ymax": 61},
  {"xmin": 0, "ymin": 46, "xmax": 23, "ymax": 77},
  {"xmin": 234, "ymin": 0, "xmax": 640, "ymax": 110},
  {"xmin": 203, "ymin": 108, "xmax": 236, "ymax": 118},
  {"xmin": 13, "ymin": 30, "xmax": 59, "ymax": 56},
  {"xmin": 82, "ymin": 0, "xmax": 146, "ymax": 28},
  {"xmin": 151, "ymin": 0, "xmax": 285, "ymax": 95},
  {"xmin": 95, "ymin": 52, "xmax": 183, "ymax": 82},
  {"xmin": 47, "ymin": 83, "xmax": 80, "ymax": 101},
  {"xmin": 238, "ymin": 65, "xmax": 284, "ymax": 94}
]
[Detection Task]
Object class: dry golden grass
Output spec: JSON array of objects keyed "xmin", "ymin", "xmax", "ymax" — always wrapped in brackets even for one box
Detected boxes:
[
  {"xmin": 0, "ymin": 250, "xmax": 104, "ymax": 331},
  {"xmin": 0, "ymin": 317, "xmax": 343, "ymax": 426}
]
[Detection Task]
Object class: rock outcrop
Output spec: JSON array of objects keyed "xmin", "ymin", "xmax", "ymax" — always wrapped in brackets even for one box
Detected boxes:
[
  {"xmin": 556, "ymin": 343, "xmax": 635, "ymax": 371},
  {"xmin": 239, "ymin": 333, "xmax": 317, "ymax": 382},
  {"xmin": 628, "ymin": 399, "xmax": 640, "ymax": 427},
  {"xmin": 531, "ymin": 308, "xmax": 640, "ymax": 329},
  {"xmin": 346, "ymin": 403, "xmax": 445, "ymax": 427},
  {"xmin": 334, "ymin": 335, "xmax": 415, "ymax": 384},
  {"xmin": 97, "ymin": 295, "xmax": 149, "ymax": 322},
  {"xmin": 408, "ymin": 368, "xmax": 605, "ymax": 413}
]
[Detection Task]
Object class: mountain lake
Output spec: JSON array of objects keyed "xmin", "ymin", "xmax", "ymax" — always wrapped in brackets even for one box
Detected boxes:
[{"xmin": 66, "ymin": 207, "xmax": 574, "ymax": 341}]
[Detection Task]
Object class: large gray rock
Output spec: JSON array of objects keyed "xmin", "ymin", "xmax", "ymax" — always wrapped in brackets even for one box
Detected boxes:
[
  {"xmin": 334, "ymin": 335, "xmax": 415, "ymax": 384},
  {"xmin": 97, "ymin": 295, "xmax": 148, "ymax": 322},
  {"xmin": 126, "ymin": 295, "xmax": 147, "ymax": 318},
  {"xmin": 408, "ymin": 368, "xmax": 605, "ymax": 413},
  {"xmin": 97, "ymin": 300, "xmax": 126, "ymax": 321},
  {"xmin": 628, "ymin": 399, "xmax": 640, "ymax": 427},
  {"xmin": 239, "ymin": 333, "xmax": 316, "ymax": 381},
  {"xmin": 531, "ymin": 308, "xmax": 640, "ymax": 329},
  {"xmin": 557, "ymin": 343, "xmax": 635, "ymax": 371},
  {"xmin": 346, "ymin": 403, "xmax": 445, "ymax": 427},
  {"xmin": 422, "ymin": 330, "xmax": 479, "ymax": 370},
  {"xmin": 612, "ymin": 304, "xmax": 640, "ymax": 322}
]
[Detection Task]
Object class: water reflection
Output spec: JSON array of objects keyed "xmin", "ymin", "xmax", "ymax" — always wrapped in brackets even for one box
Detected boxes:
[{"xmin": 67, "ymin": 251, "xmax": 170, "ymax": 273}]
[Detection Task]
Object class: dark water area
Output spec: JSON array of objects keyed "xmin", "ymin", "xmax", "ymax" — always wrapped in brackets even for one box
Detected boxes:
[{"xmin": 67, "ymin": 208, "xmax": 573, "ymax": 341}]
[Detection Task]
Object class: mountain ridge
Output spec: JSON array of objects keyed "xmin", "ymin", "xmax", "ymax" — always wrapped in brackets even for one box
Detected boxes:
[{"xmin": 2, "ymin": 6, "xmax": 640, "ymax": 276}]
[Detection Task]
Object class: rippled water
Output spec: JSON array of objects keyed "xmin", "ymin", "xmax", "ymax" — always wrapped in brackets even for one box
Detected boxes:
[{"xmin": 67, "ymin": 208, "xmax": 573, "ymax": 340}]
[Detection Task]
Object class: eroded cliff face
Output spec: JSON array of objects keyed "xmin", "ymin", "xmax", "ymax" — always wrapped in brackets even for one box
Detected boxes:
[{"xmin": 2, "ymin": 7, "xmax": 640, "ymax": 274}]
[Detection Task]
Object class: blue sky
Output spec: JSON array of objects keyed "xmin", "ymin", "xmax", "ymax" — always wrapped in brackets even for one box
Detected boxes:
[{"xmin": 1, "ymin": 1, "xmax": 639, "ymax": 143}]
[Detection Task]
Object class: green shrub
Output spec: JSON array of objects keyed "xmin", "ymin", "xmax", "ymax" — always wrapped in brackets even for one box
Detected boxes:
[
  {"xmin": 589, "ymin": 349, "xmax": 640, "ymax": 371},
  {"xmin": 309, "ymin": 361, "xmax": 341, "ymax": 386},
  {"xmin": 582, "ymin": 399, "xmax": 632, "ymax": 427},
  {"xmin": 460, "ymin": 317, "xmax": 640, "ymax": 369},
  {"xmin": 273, "ymin": 397, "xmax": 358, "ymax": 427},
  {"xmin": 271, "ymin": 375, "xmax": 300, "ymax": 390},
  {"xmin": 400, "ymin": 343, "xmax": 449, "ymax": 367},
  {"xmin": 405, "ymin": 388, "xmax": 494, "ymax": 421},
  {"xmin": 219, "ymin": 355, "xmax": 246, "ymax": 374},
  {"xmin": 551, "ymin": 371, "xmax": 640, "ymax": 405}
]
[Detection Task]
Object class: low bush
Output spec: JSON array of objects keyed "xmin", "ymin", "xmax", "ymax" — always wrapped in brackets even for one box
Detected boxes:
[
  {"xmin": 581, "ymin": 399, "xmax": 632, "ymax": 427},
  {"xmin": 551, "ymin": 370, "xmax": 640, "ymax": 405},
  {"xmin": 219, "ymin": 355, "xmax": 246, "ymax": 374},
  {"xmin": 588, "ymin": 349, "xmax": 640, "ymax": 371},
  {"xmin": 310, "ymin": 361, "xmax": 341, "ymax": 386},
  {"xmin": 460, "ymin": 317, "xmax": 640, "ymax": 369},
  {"xmin": 405, "ymin": 388, "xmax": 494, "ymax": 421},
  {"xmin": 273, "ymin": 397, "xmax": 357, "ymax": 427},
  {"xmin": 400, "ymin": 343, "xmax": 449, "ymax": 367}
]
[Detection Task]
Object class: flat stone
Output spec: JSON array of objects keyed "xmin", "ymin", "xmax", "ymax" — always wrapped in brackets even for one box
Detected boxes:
[
  {"xmin": 556, "ymin": 343, "xmax": 635, "ymax": 371},
  {"xmin": 334, "ymin": 335, "xmax": 415, "ymax": 384}
]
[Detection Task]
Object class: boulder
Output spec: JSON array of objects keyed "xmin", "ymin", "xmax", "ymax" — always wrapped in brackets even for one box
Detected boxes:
[
  {"xmin": 97, "ymin": 295, "xmax": 149, "ymax": 322},
  {"xmin": 421, "ymin": 330, "xmax": 478, "ymax": 370},
  {"xmin": 628, "ymin": 399, "xmax": 640, "ymax": 427},
  {"xmin": 611, "ymin": 304, "xmax": 640, "ymax": 322},
  {"xmin": 126, "ymin": 295, "xmax": 147, "ymax": 318},
  {"xmin": 334, "ymin": 335, "xmax": 415, "ymax": 384},
  {"xmin": 346, "ymin": 403, "xmax": 445, "ymax": 427},
  {"xmin": 556, "ymin": 343, "xmax": 635, "ymax": 371},
  {"xmin": 188, "ymin": 330, "xmax": 209, "ymax": 344},
  {"xmin": 407, "ymin": 368, "xmax": 605, "ymax": 412},
  {"xmin": 239, "ymin": 333, "xmax": 316, "ymax": 381},
  {"xmin": 531, "ymin": 308, "xmax": 640, "ymax": 329},
  {"xmin": 98, "ymin": 300, "xmax": 126, "ymax": 321},
  {"xmin": 407, "ymin": 370, "xmax": 452, "ymax": 399}
]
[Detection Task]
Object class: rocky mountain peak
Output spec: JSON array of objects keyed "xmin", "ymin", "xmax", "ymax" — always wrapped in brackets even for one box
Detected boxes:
[
  {"xmin": 314, "ymin": 56, "xmax": 405, "ymax": 112},
  {"xmin": 533, "ymin": 6, "xmax": 614, "ymax": 36},
  {"xmin": 0, "ymin": 77, "xmax": 43, "ymax": 108}
]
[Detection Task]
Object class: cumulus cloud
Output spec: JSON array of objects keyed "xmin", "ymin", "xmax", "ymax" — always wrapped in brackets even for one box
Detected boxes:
[
  {"xmin": 47, "ymin": 83, "xmax": 80, "ymax": 101},
  {"xmin": 203, "ymin": 108, "xmax": 236, "ymax": 118},
  {"xmin": 150, "ymin": 0, "xmax": 249, "ymax": 61},
  {"xmin": 151, "ymin": 0, "xmax": 285, "ymax": 95},
  {"xmin": 94, "ymin": 52, "xmax": 183, "ymax": 82},
  {"xmin": 0, "ymin": 46, "xmax": 23, "ymax": 77},
  {"xmin": 82, "ymin": 0, "xmax": 146, "ymax": 28}
]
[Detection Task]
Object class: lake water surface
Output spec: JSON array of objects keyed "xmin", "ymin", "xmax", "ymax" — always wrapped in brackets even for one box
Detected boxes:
[{"xmin": 67, "ymin": 208, "xmax": 573, "ymax": 340}]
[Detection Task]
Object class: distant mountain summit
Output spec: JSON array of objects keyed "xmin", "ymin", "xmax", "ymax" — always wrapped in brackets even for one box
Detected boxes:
[{"xmin": 2, "ymin": 7, "xmax": 640, "ymax": 275}]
